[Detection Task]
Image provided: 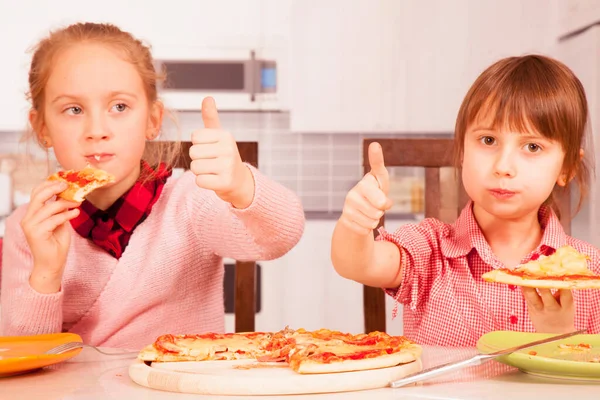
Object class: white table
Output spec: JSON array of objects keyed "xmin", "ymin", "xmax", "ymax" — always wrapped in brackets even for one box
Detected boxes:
[{"xmin": 2, "ymin": 346, "xmax": 598, "ymax": 400}]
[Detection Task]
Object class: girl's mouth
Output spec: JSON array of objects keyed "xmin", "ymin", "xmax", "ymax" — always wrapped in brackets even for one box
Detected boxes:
[
  {"xmin": 85, "ymin": 154, "xmax": 114, "ymax": 164},
  {"xmin": 489, "ymin": 189, "xmax": 516, "ymax": 199}
]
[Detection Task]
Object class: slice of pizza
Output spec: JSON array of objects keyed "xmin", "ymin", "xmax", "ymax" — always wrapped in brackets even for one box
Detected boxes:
[
  {"xmin": 482, "ymin": 245, "xmax": 600, "ymax": 289},
  {"xmin": 138, "ymin": 332, "xmax": 274, "ymax": 362},
  {"xmin": 264, "ymin": 328, "xmax": 422, "ymax": 374},
  {"xmin": 48, "ymin": 166, "xmax": 115, "ymax": 202}
]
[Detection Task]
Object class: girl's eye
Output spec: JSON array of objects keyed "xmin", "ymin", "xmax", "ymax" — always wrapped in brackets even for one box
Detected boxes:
[
  {"xmin": 481, "ymin": 136, "xmax": 495, "ymax": 145},
  {"xmin": 112, "ymin": 103, "xmax": 128, "ymax": 112},
  {"xmin": 66, "ymin": 106, "xmax": 82, "ymax": 115},
  {"xmin": 526, "ymin": 143, "xmax": 541, "ymax": 152}
]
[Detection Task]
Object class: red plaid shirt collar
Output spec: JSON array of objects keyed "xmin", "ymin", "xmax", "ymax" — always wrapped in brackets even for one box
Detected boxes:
[
  {"xmin": 441, "ymin": 201, "xmax": 568, "ymax": 264},
  {"xmin": 70, "ymin": 161, "xmax": 172, "ymax": 259}
]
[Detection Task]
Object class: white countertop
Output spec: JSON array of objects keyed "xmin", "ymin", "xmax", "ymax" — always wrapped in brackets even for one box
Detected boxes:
[{"xmin": 2, "ymin": 346, "xmax": 599, "ymax": 400}]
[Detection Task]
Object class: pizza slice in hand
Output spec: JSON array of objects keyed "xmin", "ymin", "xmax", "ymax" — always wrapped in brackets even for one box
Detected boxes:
[
  {"xmin": 482, "ymin": 245, "xmax": 600, "ymax": 289},
  {"xmin": 48, "ymin": 166, "xmax": 115, "ymax": 202}
]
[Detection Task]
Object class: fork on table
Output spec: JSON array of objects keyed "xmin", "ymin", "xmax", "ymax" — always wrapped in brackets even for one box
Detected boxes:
[{"xmin": 45, "ymin": 342, "xmax": 139, "ymax": 357}]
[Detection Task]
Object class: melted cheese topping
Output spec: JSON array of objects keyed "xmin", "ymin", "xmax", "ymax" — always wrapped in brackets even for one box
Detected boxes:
[
  {"xmin": 289, "ymin": 332, "xmax": 401, "ymax": 357},
  {"xmin": 515, "ymin": 246, "xmax": 592, "ymax": 277}
]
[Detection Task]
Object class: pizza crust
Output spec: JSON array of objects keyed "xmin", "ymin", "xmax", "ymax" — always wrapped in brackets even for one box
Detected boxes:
[
  {"xmin": 48, "ymin": 166, "xmax": 115, "ymax": 202},
  {"xmin": 138, "ymin": 345, "xmax": 256, "ymax": 362},
  {"xmin": 138, "ymin": 345, "xmax": 182, "ymax": 362},
  {"xmin": 138, "ymin": 345, "xmax": 193, "ymax": 362},
  {"xmin": 482, "ymin": 269, "xmax": 600, "ymax": 289},
  {"xmin": 292, "ymin": 345, "xmax": 421, "ymax": 374}
]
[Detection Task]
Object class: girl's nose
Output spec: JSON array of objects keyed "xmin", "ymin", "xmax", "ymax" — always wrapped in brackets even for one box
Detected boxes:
[
  {"xmin": 85, "ymin": 116, "xmax": 111, "ymax": 141},
  {"xmin": 493, "ymin": 151, "xmax": 516, "ymax": 177},
  {"xmin": 86, "ymin": 131, "xmax": 110, "ymax": 141}
]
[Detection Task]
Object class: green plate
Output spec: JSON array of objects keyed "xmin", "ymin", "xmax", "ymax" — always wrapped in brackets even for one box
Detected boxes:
[{"xmin": 476, "ymin": 331, "xmax": 600, "ymax": 381}]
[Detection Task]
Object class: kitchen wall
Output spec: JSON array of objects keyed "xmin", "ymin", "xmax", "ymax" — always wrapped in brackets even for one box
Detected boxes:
[{"xmin": 2, "ymin": 0, "xmax": 598, "ymax": 334}]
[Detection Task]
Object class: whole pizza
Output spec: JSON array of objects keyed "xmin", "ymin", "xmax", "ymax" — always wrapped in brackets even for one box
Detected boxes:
[{"xmin": 138, "ymin": 327, "xmax": 422, "ymax": 374}]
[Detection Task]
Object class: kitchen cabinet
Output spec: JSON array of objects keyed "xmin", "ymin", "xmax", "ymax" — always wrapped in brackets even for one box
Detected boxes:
[
  {"xmin": 288, "ymin": 1, "xmax": 406, "ymax": 133},
  {"xmin": 140, "ymin": 0, "xmax": 292, "ymax": 55},
  {"xmin": 289, "ymin": 0, "xmax": 557, "ymax": 133},
  {"xmin": 0, "ymin": 0, "xmax": 559, "ymax": 133},
  {"xmin": 0, "ymin": 0, "xmax": 291, "ymax": 131}
]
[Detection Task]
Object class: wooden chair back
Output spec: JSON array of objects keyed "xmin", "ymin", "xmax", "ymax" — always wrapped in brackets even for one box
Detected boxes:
[
  {"xmin": 361, "ymin": 137, "xmax": 572, "ymax": 333},
  {"xmin": 145, "ymin": 140, "xmax": 259, "ymax": 333}
]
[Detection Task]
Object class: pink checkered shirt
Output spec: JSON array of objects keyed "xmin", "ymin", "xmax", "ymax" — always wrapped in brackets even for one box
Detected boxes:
[{"xmin": 378, "ymin": 201, "xmax": 600, "ymax": 346}]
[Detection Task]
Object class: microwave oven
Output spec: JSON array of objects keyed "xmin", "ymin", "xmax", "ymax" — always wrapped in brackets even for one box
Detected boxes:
[{"xmin": 154, "ymin": 47, "xmax": 285, "ymax": 111}]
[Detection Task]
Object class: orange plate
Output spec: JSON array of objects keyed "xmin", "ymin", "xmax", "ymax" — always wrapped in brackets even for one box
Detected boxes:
[{"xmin": 0, "ymin": 333, "xmax": 83, "ymax": 377}]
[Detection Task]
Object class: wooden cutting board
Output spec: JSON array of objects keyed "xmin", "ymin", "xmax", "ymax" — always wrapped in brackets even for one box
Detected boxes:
[{"xmin": 129, "ymin": 358, "xmax": 423, "ymax": 395}]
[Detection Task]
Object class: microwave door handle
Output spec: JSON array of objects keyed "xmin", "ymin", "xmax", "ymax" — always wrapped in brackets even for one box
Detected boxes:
[{"xmin": 249, "ymin": 50, "xmax": 256, "ymax": 102}]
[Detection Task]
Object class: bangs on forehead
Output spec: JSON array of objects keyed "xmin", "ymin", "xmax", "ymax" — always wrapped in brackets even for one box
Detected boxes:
[{"xmin": 465, "ymin": 77, "xmax": 564, "ymax": 142}]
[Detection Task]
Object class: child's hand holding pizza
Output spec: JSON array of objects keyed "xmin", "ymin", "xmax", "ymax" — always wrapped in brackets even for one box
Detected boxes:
[
  {"xmin": 482, "ymin": 246, "xmax": 595, "ymax": 333},
  {"xmin": 21, "ymin": 180, "xmax": 81, "ymax": 293},
  {"xmin": 21, "ymin": 166, "xmax": 113, "ymax": 293},
  {"xmin": 190, "ymin": 97, "xmax": 255, "ymax": 209},
  {"xmin": 339, "ymin": 142, "xmax": 393, "ymax": 235},
  {"xmin": 522, "ymin": 287, "xmax": 576, "ymax": 333}
]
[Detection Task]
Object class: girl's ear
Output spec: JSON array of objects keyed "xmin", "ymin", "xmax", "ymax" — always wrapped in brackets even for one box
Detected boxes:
[
  {"xmin": 557, "ymin": 148, "xmax": 585, "ymax": 186},
  {"xmin": 146, "ymin": 101, "xmax": 164, "ymax": 140},
  {"xmin": 557, "ymin": 173, "xmax": 568, "ymax": 187},
  {"xmin": 29, "ymin": 109, "xmax": 51, "ymax": 147}
]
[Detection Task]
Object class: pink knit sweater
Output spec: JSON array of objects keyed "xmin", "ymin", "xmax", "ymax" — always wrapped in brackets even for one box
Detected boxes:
[{"xmin": 0, "ymin": 166, "xmax": 305, "ymax": 349}]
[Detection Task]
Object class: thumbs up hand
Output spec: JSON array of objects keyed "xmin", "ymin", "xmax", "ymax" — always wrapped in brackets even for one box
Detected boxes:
[
  {"xmin": 340, "ymin": 142, "xmax": 393, "ymax": 235},
  {"xmin": 190, "ymin": 96, "xmax": 255, "ymax": 208}
]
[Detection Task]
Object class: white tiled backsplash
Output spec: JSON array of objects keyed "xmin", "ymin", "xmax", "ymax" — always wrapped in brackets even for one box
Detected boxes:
[{"xmin": 0, "ymin": 111, "xmax": 436, "ymax": 216}]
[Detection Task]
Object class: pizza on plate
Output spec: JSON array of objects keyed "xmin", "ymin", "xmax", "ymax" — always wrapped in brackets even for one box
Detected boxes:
[
  {"xmin": 48, "ymin": 166, "xmax": 115, "ymax": 202},
  {"xmin": 482, "ymin": 245, "xmax": 600, "ymax": 289},
  {"xmin": 138, "ymin": 327, "xmax": 422, "ymax": 374}
]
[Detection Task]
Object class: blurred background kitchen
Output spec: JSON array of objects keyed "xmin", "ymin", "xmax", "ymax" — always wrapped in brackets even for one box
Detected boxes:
[{"xmin": 1, "ymin": 0, "xmax": 599, "ymax": 335}]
